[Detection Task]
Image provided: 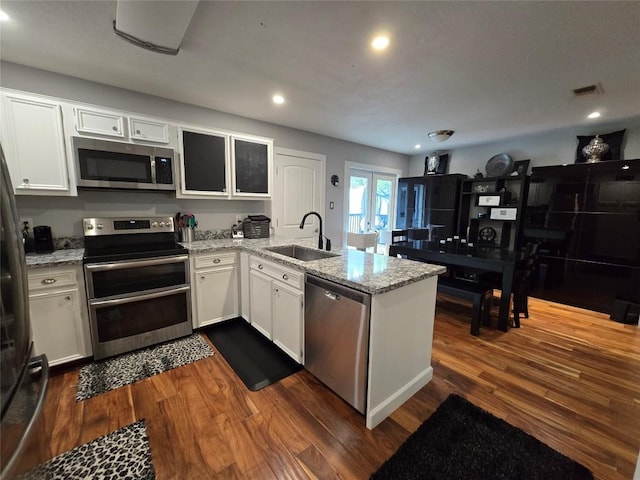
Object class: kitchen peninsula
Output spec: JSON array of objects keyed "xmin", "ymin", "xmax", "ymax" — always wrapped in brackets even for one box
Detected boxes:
[{"xmin": 26, "ymin": 237, "xmax": 445, "ymax": 429}]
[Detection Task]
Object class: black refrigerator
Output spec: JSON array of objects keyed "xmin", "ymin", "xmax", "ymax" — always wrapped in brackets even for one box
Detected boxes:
[{"xmin": 0, "ymin": 145, "xmax": 49, "ymax": 478}]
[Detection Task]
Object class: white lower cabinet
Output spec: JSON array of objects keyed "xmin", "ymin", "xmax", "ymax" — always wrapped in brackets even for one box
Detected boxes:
[
  {"xmin": 239, "ymin": 251, "xmax": 250, "ymax": 321},
  {"xmin": 249, "ymin": 256, "xmax": 303, "ymax": 363},
  {"xmin": 27, "ymin": 266, "xmax": 91, "ymax": 366},
  {"xmin": 191, "ymin": 252, "xmax": 239, "ymax": 328}
]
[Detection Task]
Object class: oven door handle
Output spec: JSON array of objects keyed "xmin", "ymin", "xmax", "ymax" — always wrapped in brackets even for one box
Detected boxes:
[
  {"xmin": 89, "ymin": 285, "xmax": 190, "ymax": 307},
  {"xmin": 85, "ymin": 254, "xmax": 189, "ymax": 272}
]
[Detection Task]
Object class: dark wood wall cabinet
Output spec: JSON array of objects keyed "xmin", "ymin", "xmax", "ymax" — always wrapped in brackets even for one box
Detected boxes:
[
  {"xmin": 396, "ymin": 174, "xmax": 465, "ymax": 240},
  {"xmin": 524, "ymin": 159, "xmax": 640, "ymax": 315}
]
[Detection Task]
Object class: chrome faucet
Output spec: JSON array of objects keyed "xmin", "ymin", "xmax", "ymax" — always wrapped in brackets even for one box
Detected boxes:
[{"xmin": 299, "ymin": 211, "xmax": 331, "ymax": 251}]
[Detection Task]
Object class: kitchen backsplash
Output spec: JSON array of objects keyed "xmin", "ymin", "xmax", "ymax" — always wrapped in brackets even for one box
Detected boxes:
[{"xmin": 51, "ymin": 229, "xmax": 234, "ymax": 250}]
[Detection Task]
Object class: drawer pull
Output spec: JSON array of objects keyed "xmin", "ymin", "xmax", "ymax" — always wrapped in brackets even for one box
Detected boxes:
[
  {"xmin": 282, "ymin": 274, "xmax": 289, "ymax": 281},
  {"xmin": 258, "ymin": 264, "xmax": 263, "ymax": 270},
  {"xmin": 64, "ymin": 296, "xmax": 71, "ymax": 301},
  {"xmin": 200, "ymin": 276, "xmax": 205, "ymax": 280},
  {"xmin": 41, "ymin": 278, "xmax": 57, "ymax": 285},
  {"xmin": 213, "ymin": 258, "xmax": 221, "ymax": 264},
  {"xmin": 112, "ymin": 126, "xmax": 119, "ymax": 132}
]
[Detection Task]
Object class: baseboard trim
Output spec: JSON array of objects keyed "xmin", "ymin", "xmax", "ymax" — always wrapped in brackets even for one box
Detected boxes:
[{"xmin": 366, "ymin": 366, "xmax": 433, "ymax": 429}]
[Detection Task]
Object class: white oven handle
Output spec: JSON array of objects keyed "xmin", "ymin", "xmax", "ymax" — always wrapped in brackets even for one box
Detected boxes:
[
  {"xmin": 86, "ymin": 254, "xmax": 188, "ymax": 272},
  {"xmin": 89, "ymin": 285, "xmax": 190, "ymax": 307}
]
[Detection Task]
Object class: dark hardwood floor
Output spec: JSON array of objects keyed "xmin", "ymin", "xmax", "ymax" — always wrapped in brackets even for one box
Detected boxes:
[{"xmin": 16, "ymin": 295, "xmax": 640, "ymax": 479}]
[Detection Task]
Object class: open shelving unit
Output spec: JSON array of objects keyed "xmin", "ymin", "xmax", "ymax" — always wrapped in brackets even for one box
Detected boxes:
[{"xmin": 457, "ymin": 173, "xmax": 530, "ymax": 252}]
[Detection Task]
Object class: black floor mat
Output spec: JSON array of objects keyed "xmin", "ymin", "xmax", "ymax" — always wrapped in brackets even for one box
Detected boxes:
[{"xmin": 204, "ymin": 318, "xmax": 302, "ymax": 391}]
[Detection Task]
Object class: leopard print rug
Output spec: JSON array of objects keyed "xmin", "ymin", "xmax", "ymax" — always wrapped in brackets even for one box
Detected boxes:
[
  {"xmin": 18, "ymin": 420, "xmax": 154, "ymax": 479},
  {"xmin": 76, "ymin": 334, "xmax": 214, "ymax": 401}
]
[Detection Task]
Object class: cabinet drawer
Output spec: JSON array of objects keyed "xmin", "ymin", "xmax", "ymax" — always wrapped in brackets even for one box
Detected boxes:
[
  {"xmin": 250, "ymin": 257, "xmax": 303, "ymax": 290},
  {"xmin": 194, "ymin": 252, "xmax": 236, "ymax": 270},
  {"xmin": 28, "ymin": 268, "xmax": 79, "ymax": 292}
]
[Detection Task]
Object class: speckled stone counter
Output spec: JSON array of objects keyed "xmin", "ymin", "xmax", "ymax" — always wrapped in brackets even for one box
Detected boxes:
[
  {"xmin": 183, "ymin": 237, "xmax": 445, "ymax": 295},
  {"xmin": 25, "ymin": 248, "xmax": 84, "ymax": 268}
]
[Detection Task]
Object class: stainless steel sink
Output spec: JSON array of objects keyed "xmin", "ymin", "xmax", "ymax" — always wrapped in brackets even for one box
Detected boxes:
[{"xmin": 265, "ymin": 245, "xmax": 339, "ymax": 261}]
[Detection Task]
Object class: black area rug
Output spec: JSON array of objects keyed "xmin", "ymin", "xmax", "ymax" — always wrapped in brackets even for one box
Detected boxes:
[
  {"xmin": 76, "ymin": 334, "xmax": 214, "ymax": 401},
  {"xmin": 372, "ymin": 394, "xmax": 593, "ymax": 480},
  {"xmin": 18, "ymin": 420, "xmax": 155, "ymax": 480},
  {"xmin": 205, "ymin": 317, "xmax": 302, "ymax": 391}
]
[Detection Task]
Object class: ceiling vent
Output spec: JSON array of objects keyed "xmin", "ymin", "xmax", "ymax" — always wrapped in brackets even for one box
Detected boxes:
[
  {"xmin": 572, "ymin": 83, "xmax": 604, "ymax": 97},
  {"xmin": 113, "ymin": 0, "xmax": 200, "ymax": 55}
]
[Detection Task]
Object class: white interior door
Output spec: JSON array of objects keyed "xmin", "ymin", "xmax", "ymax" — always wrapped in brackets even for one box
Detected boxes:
[
  {"xmin": 347, "ymin": 168, "xmax": 396, "ymax": 238},
  {"xmin": 272, "ymin": 148, "xmax": 325, "ymax": 238}
]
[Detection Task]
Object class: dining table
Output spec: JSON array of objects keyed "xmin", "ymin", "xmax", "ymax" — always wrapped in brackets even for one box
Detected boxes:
[{"xmin": 388, "ymin": 240, "xmax": 519, "ymax": 331}]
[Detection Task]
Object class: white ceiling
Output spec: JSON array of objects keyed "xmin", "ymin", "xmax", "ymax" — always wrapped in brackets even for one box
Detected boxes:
[{"xmin": 1, "ymin": 1, "xmax": 639, "ymax": 155}]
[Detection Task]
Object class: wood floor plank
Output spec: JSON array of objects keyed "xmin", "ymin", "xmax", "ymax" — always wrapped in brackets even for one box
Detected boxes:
[{"xmin": 20, "ymin": 294, "xmax": 640, "ymax": 480}]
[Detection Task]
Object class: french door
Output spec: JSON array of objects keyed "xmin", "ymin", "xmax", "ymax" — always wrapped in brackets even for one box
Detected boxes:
[{"xmin": 346, "ymin": 168, "xmax": 396, "ymax": 240}]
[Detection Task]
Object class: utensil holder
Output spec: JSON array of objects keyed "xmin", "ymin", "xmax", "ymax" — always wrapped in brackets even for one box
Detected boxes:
[{"xmin": 180, "ymin": 227, "xmax": 193, "ymax": 243}]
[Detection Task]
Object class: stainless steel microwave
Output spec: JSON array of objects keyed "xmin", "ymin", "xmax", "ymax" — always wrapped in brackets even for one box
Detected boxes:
[{"xmin": 73, "ymin": 137, "xmax": 175, "ymax": 191}]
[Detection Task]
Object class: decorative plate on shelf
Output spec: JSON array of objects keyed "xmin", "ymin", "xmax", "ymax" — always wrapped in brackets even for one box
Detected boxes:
[{"xmin": 485, "ymin": 154, "xmax": 514, "ymax": 177}]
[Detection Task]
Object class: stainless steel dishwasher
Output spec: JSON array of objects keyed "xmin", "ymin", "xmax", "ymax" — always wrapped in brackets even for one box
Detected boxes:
[{"xmin": 304, "ymin": 274, "xmax": 371, "ymax": 414}]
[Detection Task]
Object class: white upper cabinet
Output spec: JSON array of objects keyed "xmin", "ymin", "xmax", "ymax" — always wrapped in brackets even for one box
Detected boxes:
[
  {"xmin": 0, "ymin": 91, "xmax": 75, "ymax": 195},
  {"xmin": 177, "ymin": 126, "xmax": 273, "ymax": 199},
  {"xmin": 177, "ymin": 125, "xmax": 229, "ymax": 198},
  {"xmin": 74, "ymin": 107, "xmax": 171, "ymax": 145},
  {"xmin": 230, "ymin": 134, "xmax": 273, "ymax": 198},
  {"xmin": 129, "ymin": 116, "xmax": 170, "ymax": 143},
  {"xmin": 75, "ymin": 107, "xmax": 126, "ymax": 138}
]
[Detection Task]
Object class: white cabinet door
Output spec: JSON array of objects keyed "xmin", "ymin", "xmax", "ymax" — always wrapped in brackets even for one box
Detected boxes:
[
  {"xmin": 177, "ymin": 126, "xmax": 229, "ymax": 197},
  {"xmin": 129, "ymin": 117, "xmax": 170, "ymax": 144},
  {"xmin": 239, "ymin": 252, "xmax": 250, "ymax": 321},
  {"xmin": 75, "ymin": 107, "xmax": 125, "ymax": 138},
  {"xmin": 194, "ymin": 265, "xmax": 238, "ymax": 327},
  {"xmin": 1, "ymin": 92, "xmax": 72, "ymax": 195},
  {"xmin": 249, "ymin": 269, "xmax": 273, "ymax": 339},
  {"xmin": 272, "ymin": 282, "xmax": 303, "ymax": 363},
  {"xmin": 230, "ymin": 134, "xmax": 273, "ymax": 198},
  {"xmin": 29, "ymin": 287, "xmax": 88, "ymax": 366}
]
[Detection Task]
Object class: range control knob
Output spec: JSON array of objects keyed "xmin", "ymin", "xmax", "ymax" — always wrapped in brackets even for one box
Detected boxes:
[
  {"xmin": 97, "ymin": 224, "xmax": 104, "ymax": 230},
  {"xmin": 159, "ymin": 221, "xmax": 166, "ymax": 227},
  {"xmin": 86, "ymin": 224, "xmax": 94, "ymax": 230},
  {"xmin": 151, "ymin": 222, "xmax": 158, "ymax": 228}
]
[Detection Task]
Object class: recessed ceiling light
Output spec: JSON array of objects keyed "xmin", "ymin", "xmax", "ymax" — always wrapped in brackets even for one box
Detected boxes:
[
  {"xmin": 272, "ymin": 94, "xmax": 285, "ymax": 105},
  {"xmin": 414, "ymin": 144, "xmax": 421, "ymax": 149},
  {"xmin": 587, "ymin": 111, "xmax": 601, "ymax": 119},
  {"xmin": 0, "ymin": 10, "xmax": 10, "ymax": 21},
  {"xmin": 371, "ymin": 36, "xmax": 389, "ymax": 51},
  {"xmin": 622, "ymin": 165, "xmax": 630, "ymax": 170}
]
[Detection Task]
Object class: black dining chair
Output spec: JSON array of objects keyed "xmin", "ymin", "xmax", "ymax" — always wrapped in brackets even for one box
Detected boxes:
[{"xmin": 512, "ymin": 241, "xmax": 540, "ymax": 327}]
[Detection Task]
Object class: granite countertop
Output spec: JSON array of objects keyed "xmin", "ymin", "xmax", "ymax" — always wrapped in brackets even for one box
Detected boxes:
[
  {"xmin": 25, "ymin": 237, "xmax": 445, "ymax": 295},
  {"xmin": 25, "ymin": 248, "xmax": 85, "ymax": 268},
  {"xmin": 184, "ymin": 236, "xmax": 445, "ymax": 295}
]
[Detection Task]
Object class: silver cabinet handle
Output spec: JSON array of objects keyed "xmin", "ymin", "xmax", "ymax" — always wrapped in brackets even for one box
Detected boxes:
[
  {"xmin": 23, "ymin": 178, "xmax": 30, "ymax": 184},
  {"xmin": 64, "ymin": 295, "xmax": 71, "ymax": 301},
  {"xmin": 41, "ymin": 278, "xmax": 56, "ymax": 285},
  {"xmin": 213, "ymin": 258, "xmax": 221, "ymax": 264},
  {"xmin": 282, "ymin": 274, "xmax": 289, "ymax": 281},
  {"xmin": 112, "ymin": 126, "xmax": 118, "ymax": 131},
  {"xmin": 258, "ymin": 264, "xmax": 263, "ymax": 270}
]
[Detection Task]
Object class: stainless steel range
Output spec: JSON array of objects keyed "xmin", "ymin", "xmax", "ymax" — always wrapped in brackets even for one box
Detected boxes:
[{"xmin": 82, "ymin": 216, "xmax": 191, "ymax": 360}]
